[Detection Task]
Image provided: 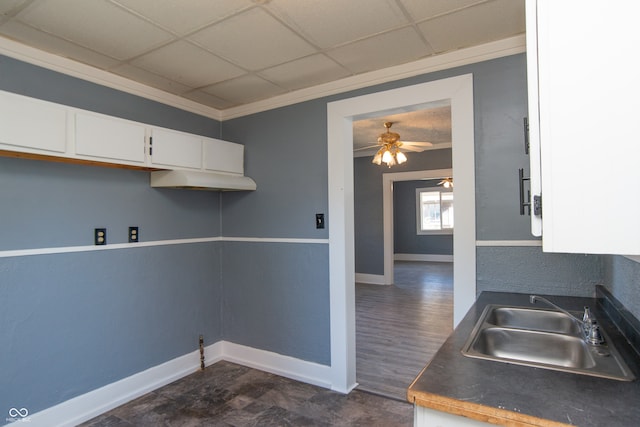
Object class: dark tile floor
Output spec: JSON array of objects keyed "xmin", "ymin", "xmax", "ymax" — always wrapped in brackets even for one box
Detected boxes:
[{"xmin": 80, "ymin": 361, "xmax": 413, "ymax": 426}]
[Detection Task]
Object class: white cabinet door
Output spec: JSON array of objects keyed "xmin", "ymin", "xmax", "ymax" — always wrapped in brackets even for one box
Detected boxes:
[
  {"xmin": 150, "ymin": 127, "xmax": 202, "ymax": 170},
  {"xmin": 415, "ymin": 406, "xmax": 493, "ymax": 427},
  {"xmin": 0, "ymin": 90, "xmax": 67, "ymax": 154},
  {"xmin": 527, "ymin": 0, "xmax": 640, "ymax": 255},
  {"xmin": 203, "ymin": 138, "xmax": 244, "ymax": 174},
  {"xmin": 75, "ymin": 112, "xmax": 146, "ymax": 164}
]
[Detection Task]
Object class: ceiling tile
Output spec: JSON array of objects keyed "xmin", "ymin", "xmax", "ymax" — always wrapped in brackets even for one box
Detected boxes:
[
  {"xmin": 16, "ymin": 0, "xmax": 174, "ymax": 60},
  {"xmin": 182, "ymin": 90, "xmax": 235, "ymax": 110},
  {"xmin": 0, "ymin": 0, "xmax": 30, "ymax": 17},
  {"xmin": 327, "ymin": 27, "xmax": 432, "ymax": 74},
  {"xmin": 188, "ymin": 7, "xmax": 315, "ymax": 71},
  {"xmin": 397, "ymin": 0, "xmax": 485, "ymax": 21},
  {"xmin": 0, "ymin": 21, "xmax": 120, "ymax": 69},
  {"xmin": 202, "ymin": 74, "xmax": 287, "ymax": 106},
  {"xmin": 111, "ymin": 0, "xmax": 253, "ymax": 35},
  {"xmin": 110, "ymin": 63, "xmax": 191, "ymax": 95},
  {"xmin": 417, "ymin": 0, "xmax": 525, "ymax": 53},
  {"xmin": 258, "ymin": 54, "xmax": 351, "ymax": 90},
  {"xmin": 131, "ymin": 40, "xmax": 245, "ymax": 88},
  {"xmin": 267, "ymin": 0, "xmax": 408, "ymax": 49}
]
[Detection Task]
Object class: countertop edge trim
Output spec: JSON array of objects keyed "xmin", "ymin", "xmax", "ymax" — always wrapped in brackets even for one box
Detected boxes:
[{"xmin": 407, "ymin": 390, "xmax": 573, "ymax": 427}]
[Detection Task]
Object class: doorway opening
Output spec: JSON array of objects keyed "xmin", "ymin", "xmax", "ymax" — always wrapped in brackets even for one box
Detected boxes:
[
  {"xmin": 355, "ymin": 168, "xmax": 455, "ymax": 399},
  {"xmin": 327, "ymin": 74, "xmax": 475, "ymax": 393}
]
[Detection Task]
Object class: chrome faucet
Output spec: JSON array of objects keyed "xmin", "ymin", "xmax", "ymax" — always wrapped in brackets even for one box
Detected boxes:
[{"xmin": 529, "ymin": 295, "xmax": 604, "ymax": 345}]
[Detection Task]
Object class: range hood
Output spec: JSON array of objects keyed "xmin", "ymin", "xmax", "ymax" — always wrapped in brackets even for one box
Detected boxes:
[{"xmin": 150, "ymin": 170, "xmax": 257, "ymax": 191}]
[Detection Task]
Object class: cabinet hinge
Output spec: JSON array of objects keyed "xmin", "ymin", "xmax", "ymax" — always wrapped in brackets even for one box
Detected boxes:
[
  {"xmin": 533, "ymin": 195, "xmax": 542, "ymax": 217},
  {"xmin": 523, "ymin": 117, "xmax": 530, "ymax": 155}
]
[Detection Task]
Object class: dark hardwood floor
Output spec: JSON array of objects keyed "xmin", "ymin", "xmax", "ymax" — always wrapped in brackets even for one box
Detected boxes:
[{"xmin": 356, "ymin": 261, "xmax": 453, "ymax": 401}]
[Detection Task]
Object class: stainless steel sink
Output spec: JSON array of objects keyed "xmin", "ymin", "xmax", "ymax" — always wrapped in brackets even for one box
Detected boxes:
[
  {"xmin": 462, "ymin": 304, "xmax": 635, "ymax": 381},
  {"xmin": 485, "ymin": 307, "xmax": 581, "ymax": 335}
]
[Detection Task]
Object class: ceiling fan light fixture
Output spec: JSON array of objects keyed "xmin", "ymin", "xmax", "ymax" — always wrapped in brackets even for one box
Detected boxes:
[
  {"xmin": 381, "ymin": 150, "xmax": 393, "ymax": 164},
  {"xmin": 396, "ymin": 151, "xmax": 407, "ymax": 164},
  {"xmin": 439, "ymin": 177, "xmax": 453, "ymax": 188},
  {"xmin": 371, "ymin": 122, "xmax": 408, "ymax": 168}
]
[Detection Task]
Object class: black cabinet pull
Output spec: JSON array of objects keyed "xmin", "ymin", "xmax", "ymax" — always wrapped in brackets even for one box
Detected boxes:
[{"xmin": 519, "ymin": 168, "xmax": 531, "ymax": 215}]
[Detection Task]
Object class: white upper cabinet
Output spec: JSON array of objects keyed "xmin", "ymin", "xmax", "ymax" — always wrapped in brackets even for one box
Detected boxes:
[
  {"xmin": 526, "ymin": 0, "xmax": 640, "ymax": 255},
  {"xmin": 0, "ymin": 90, "xmax": 67, "ymax": 154},
  {"xmin": 75, "ymin": 112, "xmax": 146, "ymax": 164},
  {"xmin": 203, "ymin": 138, "xmax": 244, "ymax": 174},
  {"xmin": 0, "ymin": 89, "xmax": 252, "ymax": 190},
  {"xmin": 150, "ymin": 127, "xmax": 202, "ymax": 170}
]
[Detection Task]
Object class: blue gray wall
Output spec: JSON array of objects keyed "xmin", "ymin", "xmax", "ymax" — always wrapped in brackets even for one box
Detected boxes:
[
  {"xmin": 222, "ymin": 52, "xmax": 638, "ymax": 357},
  {"xmin": 393, "ymin": 179, "xmax": 454, "ymax": 256},
  {"xmin": 603, "ymin": 256, "xmax": 640, "ymax": 320},
  {"xmin": 0, "ymin": 55, "xmax": 224, "ymax": 414},
  {"xmin": 353, "ymin": 150, "xmax": 453, "ymax": 274},
  {"xmin": 3, "ymin": 49, "xmax": 639, "ymax": 418}
]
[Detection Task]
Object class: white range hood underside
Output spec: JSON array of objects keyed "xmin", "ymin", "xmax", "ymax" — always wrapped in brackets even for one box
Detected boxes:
[{"xmin": 150, "ymin": 170, "xmax": 257, "ymax": 191}]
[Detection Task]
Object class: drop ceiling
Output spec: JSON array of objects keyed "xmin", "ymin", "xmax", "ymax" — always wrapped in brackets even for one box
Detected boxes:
[{"xmin": 0, "ymin": 0, "xmax": 525, "ymax": 116}]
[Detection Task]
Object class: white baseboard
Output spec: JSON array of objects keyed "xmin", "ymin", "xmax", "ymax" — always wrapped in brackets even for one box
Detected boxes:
[
  {"xmin": 221, "ymin": 341, "xmax": 332, "ymax": 390},
  {"xmin": 25, "ymin": 341, "xmax": 331, "ymax": 427},
  {"xmin": 394, "ymin": 253, "xmax": 454, "ymax": 262},
  {"xmin": 355, "ymin": 273, "xmax": 386, "ymax": 285}
]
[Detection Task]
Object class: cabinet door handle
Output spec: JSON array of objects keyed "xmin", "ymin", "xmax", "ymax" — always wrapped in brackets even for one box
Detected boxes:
[
  {"xmin": 519, "ymin": 168, "xmax": 531, "ymax": 215},
  {"xmin": 523, "ymin": 117, "xmax": 530, "ymax": 155}
]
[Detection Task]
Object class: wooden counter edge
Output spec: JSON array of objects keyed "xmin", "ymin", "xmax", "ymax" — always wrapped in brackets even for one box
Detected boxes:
[{"xmin": 406, "ymin": 388, "xmax": 572, "ymax": 427}]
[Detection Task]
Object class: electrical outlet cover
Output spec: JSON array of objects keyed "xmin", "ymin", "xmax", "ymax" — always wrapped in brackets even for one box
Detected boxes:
[
  {"xmin": 94, "ymin": 228, "xmax": 107, "ymax": 245},
  {"xmin": 128, "ymin": 226, "xmax": 139, "ymax": 243}
]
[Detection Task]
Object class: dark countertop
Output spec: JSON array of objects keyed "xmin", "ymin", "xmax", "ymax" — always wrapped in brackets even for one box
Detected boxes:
[{"xmin": 407, "ymin": 291, "xmax": 640, "ymax": 426}]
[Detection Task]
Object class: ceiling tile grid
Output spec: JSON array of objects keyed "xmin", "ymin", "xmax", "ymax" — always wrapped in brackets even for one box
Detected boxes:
[{"xmin": 0, "ymin": 0, "xmax": 525, "ymax": 110}]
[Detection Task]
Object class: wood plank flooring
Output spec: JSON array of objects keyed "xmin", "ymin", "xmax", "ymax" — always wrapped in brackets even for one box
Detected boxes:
[{"xmin": 356, "ymin": 261, "xmax": 453, "ymax": 401}]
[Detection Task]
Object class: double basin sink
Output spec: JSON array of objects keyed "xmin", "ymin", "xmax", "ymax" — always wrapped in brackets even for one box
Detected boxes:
[{"xmin": 461, "ymin": 304, "xmax": 635, "ymax": 381}]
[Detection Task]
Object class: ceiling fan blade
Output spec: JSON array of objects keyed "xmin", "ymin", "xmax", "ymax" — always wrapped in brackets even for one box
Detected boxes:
[
  {"xmin": 402, "ymin": 141, "xmax": 434, "ymax": 147},
  {"xmin": 401, "ymin": 145, "xmax": 429, "ymax": 152},
  {"xmin": 353, "ymin": 144, "xmax": 381, "ymax": 152}
]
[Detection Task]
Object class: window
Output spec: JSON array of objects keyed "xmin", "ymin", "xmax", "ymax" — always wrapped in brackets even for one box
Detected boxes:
[{"xmin": 416, "ymin": 188, "xmax": 454, "ymax": 234}]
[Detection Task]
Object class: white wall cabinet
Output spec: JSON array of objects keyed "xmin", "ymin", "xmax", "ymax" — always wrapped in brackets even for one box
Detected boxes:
[
  {"xmin": 75, "ymin": 112, "xmax": 146, "ymax": 165},
  {"xmin": 149, "ymin": 128, "xmax": 246, "ymax": 174},
  {"xmin": 203, "ymin": 138, "xmax": 244, "ymax": 174},
  {"xmin": 526, "ymin": 0, "xmax": 640, "ymax": 255},
  {"xmin": 0, "ymin": 90, "xmax": 67, "ymax": 155},
  {"xmin": 0, "ymin": 89, "xmax": 249, "ymax": 185},
  {"xmin": 150, "ymin": 127, "xmax": 202, "ymax": 170}
]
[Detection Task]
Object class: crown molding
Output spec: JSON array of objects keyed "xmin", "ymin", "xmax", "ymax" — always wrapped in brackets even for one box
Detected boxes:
[
  {"xmin": 221, "ymin": 34, "xmax": 526, "ymax": 120},
  {"xmin": 0, "ymin": 34, "xmax": 525, "ymax": 122},
  {"xmin": 0, "ymin": 36, "xmax": 222, "ymax": 120}
]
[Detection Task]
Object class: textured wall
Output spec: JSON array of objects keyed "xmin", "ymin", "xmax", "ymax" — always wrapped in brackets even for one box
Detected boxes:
[
  {"xmin": 0, "ymin": 243, "xmax": 220, "ymax": 413},
  {"xmin": 0, "ymin": 55, "xmax": 223, "ymax": 414},
  {"xmin": 393, "ymin": 179, "xmax": 454, "ymax": 256},
  {"xmin": 477, "ymin": 247, "xmax": 603, "ymax": 297},
  {"xmin": 353, "ymin": 150, "xmax": 453, "ymax": 274},
  {"xmin": 221, "ymin": 242, "xmax": 330, "ymax": 365},
  {"xmin": 220, "ymin": 103, "xmax": 329, "ymax": 239},
  {"xmin": 602, "ymin": 255, "xmax": 640, "ymax": 320}
]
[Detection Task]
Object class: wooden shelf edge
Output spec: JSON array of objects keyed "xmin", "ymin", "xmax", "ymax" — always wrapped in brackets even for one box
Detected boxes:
[{"xmin": 0, "ymin": 149, "xmax": 162, "ymax": 171}]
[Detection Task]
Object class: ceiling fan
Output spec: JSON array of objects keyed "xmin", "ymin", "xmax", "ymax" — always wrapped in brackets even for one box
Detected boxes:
[{"xmin": 354, "ymin": 121, "xmax": 434, "ymax": 155}]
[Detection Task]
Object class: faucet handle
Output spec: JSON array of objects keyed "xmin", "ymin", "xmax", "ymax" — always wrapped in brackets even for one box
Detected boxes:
[{"xmin": 582, "ymin": 306, "xmax": 594, "ymax": 324}]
